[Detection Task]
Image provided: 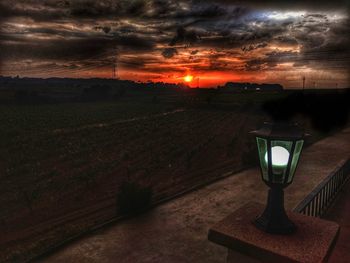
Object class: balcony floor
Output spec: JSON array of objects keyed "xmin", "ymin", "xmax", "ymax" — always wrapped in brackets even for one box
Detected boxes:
[
  {"xmin": 41, "ymin": 127, "xmax": 350, "ymax": 263},
  {"xmin": 325, "ymin": 178, "xmax": 350, "ymax": 263}
]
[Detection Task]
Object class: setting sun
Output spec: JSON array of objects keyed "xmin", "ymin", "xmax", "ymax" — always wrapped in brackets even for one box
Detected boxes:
[{"xmin": 184, "ymin": 75, "xmax": 193, "ymax": 82}]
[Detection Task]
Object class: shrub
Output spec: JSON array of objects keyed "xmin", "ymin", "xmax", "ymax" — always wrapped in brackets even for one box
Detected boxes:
[
  {"xmin": 227, "ymin": 137, "xmax": 238, "ymax": 157},
  {"xmin": 117, "ymin": 181, "xmax": 153, "ymax": 215},
  {"xmin": 241, "ymin": 139, "xmax": 258, "ymax": 167}
]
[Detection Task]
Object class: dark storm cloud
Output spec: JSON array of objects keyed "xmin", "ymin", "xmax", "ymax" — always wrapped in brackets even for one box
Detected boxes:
[
  {"xmin": 173, "ymin": 2, "xmax": 228, "ymax": 19},
  {"xmin": 300, "ymin": 42, "xmax": 350, "ymax": 69},
  {"xmin": 169, "ymin": 26, "xmax": 201, "ymax": 46},
  {"xmin": 198, "ymin": 27, "xmax": 278, "ymax": 50},
  {"xmin": 245, "ymin": 51, "xmax": 299, "ymax": 71},
  {"xmin": 0, "ymin": 0, "xmax": 68, "ymax": 21},
  {"xmin": 241, "ymin": 42, "xmax": 268, "ymax": 52},
  {"xmin": 212, "ymin": 0, "xmax": 350, "ymax": 10},
  {"xmin": 1, "ymin": 0, "xmax": 348, "ymax": 21},
  {"xmin": 294, "ymin": 17, "xmax": 350, "ymax": 69},
  {"xmin": 115, "ymin": 34, "xmax": 155, "ymax": 51},
  {"xmin": 95, "ymin": 26, "xmax": 111, "ymax": 34},
  {"xmin": 162, "ymin": 48, "xmax": 178, "ymax": 58},
  {"xmin": 244, "ymin": 25, "xmax": 350, "ymax": 72},
  {"xmin": 68, "ymin": 0, "xmax": 151, "ymax": 18},
  {"xmin": 0, "ymin": 0, "xmax": 120, "ymax": 21},
  {"xmin": 173, "ymin": 14, "xmax": 299, "ymax": 51},
  {"xmin": 0, "ymin": 0, "xmax": 349, "ymax": 81},
  {"xmin": 0, "ymin": 0, "xmax": 141, "ymax": 21},
  {"xmin": 0, "ymin": 37, "xmax": 114, "ymax": 61},
  {"xmin": 11, "ymin": 26, "xmax": 92, "ymax": 39},
  {"xmin": 0, "ymin": 32, "xmax": 155, "ymax": 61},
  {"xmin": 243, "ymin": 19, "xmax": 350, "ymax": 72},
  {"xmin": 273, "ymin": 35, "xmax": 298, "ymax": 46}
]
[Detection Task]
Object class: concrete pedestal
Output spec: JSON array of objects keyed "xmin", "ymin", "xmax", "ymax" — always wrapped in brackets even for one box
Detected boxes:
[{"xmin": 208, "ymin": 202, "xmax": 339, "ymax": 263}]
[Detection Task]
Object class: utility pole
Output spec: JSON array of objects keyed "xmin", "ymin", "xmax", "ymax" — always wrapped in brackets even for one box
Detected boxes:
[
  {"xmin": 112, "ymin": 46, "xmax": 119, "ymax": 79},
  {"xmin": 113, "ymin": 61, "xmax": 116, "ymax": 79},
  {"xmin": 302, "ymin": 76, "xmax": 306, "ymax": 90},
  {"xmin": 197, "ymin": 77, "xmax": 200, "ymax": 88}
]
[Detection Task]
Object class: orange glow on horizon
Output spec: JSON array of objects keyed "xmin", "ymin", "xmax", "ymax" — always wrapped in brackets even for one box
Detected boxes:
[
  {"xmin": 184, "ymin": 75, "xmax": 194, "ymax": 82},
  {"xmin": 120, "ymin": 70, "xmax": 259, "ymax": 88}
]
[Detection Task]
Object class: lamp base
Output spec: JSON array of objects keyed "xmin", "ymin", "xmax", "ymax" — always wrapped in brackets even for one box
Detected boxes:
[
  {"xmin": 255, "ymin": 214, "xmax": 296, "ymax": 235},
  {"xmin": 254, "ymin": 186, "xmax": 296, "ymax": 235}
]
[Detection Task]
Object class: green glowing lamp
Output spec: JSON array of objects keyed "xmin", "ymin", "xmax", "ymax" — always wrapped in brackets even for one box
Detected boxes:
[{"xmin": 250, "ymin": 122, "xmax": 308, "ymax": 234}]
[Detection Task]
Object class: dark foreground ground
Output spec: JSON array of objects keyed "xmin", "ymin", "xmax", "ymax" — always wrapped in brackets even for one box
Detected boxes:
[{"xmin": 0, "ymin": 84, "xmax": 349, "ymax": 262}]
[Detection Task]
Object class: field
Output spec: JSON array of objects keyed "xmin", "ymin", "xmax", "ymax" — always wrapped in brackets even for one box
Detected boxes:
[{"xmin": 0, "ymin": 86, "xmax": 345, "ymax": 262}]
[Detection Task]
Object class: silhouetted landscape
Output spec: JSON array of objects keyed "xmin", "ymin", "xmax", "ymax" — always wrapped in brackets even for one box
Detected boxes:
[
  {"xmin": 0, "ymin": 0, "xmax": 349, "ymax": 262},
  {"xmin": 0, "ymin": 75, "xmax": 349, "ymax": 261}
]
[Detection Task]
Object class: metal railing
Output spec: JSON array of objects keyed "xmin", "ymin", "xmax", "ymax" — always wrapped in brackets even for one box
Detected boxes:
[{"xmin": 293, "ymin": 159, "xmax": 350, "ymax": 217}]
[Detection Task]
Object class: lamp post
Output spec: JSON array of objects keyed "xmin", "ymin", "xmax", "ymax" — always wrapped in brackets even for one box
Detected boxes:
[{"xmin": 250, "ymin": 122, "xmax": 307, "ymax": 234}]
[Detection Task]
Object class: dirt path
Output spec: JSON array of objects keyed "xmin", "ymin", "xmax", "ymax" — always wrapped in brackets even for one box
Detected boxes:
[{"xmin": 41, "ymin": 128, "xmax": 350, "ymax": 263}]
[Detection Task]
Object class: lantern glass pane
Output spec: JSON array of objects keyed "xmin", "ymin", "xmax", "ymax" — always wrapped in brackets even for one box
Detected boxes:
[
  {"xmin": 256, "ymin": 137, "xmax": 268, "ymax": 181},
  {"xmin": 270, "ymin": 140, "xmax": 293, "ymax": 183},
  {"xmin": 288, "ymin": 140, "xmax": 304, "ymax": 183}
]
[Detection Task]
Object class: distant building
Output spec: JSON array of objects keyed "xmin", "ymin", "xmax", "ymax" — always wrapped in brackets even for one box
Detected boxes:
[{"xmin": 220, "ymin": 82, "xmax": 283, "ymax": 92}]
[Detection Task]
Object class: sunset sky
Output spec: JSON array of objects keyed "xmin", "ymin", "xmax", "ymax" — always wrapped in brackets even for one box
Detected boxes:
[{"xmin": 0, "ymin": 0, "xmax": 349, "ymax": 88}]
